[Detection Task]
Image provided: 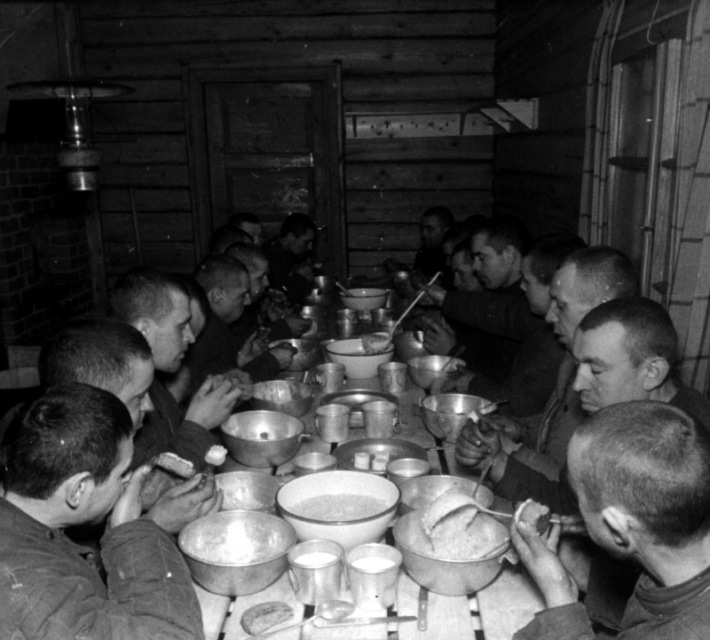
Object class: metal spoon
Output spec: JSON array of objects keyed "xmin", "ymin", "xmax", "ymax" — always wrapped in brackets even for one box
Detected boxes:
[
  {"xmin": 255, "ymin": 600, "xmax": 355, "ymax": 640},
  {"xmin": 363, "ymin": 271, "xmax": 442, "ymax": 353},
  {"xmin": 336, "ymin": 281, "xmax": 353, "ymax": 297}
]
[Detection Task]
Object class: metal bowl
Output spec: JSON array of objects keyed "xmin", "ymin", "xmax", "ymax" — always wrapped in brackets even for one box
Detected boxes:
[
  {"xmin": 339, "ymin": 288, "xmax": 389, "ymax": 312},
  {"xmin": 215, "ymin": 471, "xmax": 282, "ymax": 514},
  {"xmin": 276, "ymin": 470, "xmax": 400, "ymax": 549},
  {"xmin": 420, "ymin": 393, "xmax": 496, "ymax": 443},
  {"xmin": 393, "ymin": 511, "xmax": 509, "ymax": 595},
  {"xmin": 221, "ymin": 410, "xmax": 307, "ymax": 468},
  {"xmin": 325, "ymin": 338, "xmax": 394, "ymax": 379},
  {"xmin": 179, "ymin": 511, "xmax": 296, "ymax": 596},
  {"xmin": 250, "ymin": 380, "xmax": 315, "ymax": 418},
  {"xmin": 407, "ymin": 355, "xmax": 465, "ymax": 392},
  {"xmin": 269, "ymin": 338, "xmax": 322, "ymax": 372},
  {"xmin": 393, "ymin": 331, "xmax": 428, "ymax": 362},
  {"xmin": 398, "ymin": 474, "xmax": 494, "ymax": 516},
  {"xmin": 303, "ymin": 275, "xmax": 336, "ymax": 306},
  {"xmin": 292, "ymin": 452, "xmax": 338, "ymax": 476}
]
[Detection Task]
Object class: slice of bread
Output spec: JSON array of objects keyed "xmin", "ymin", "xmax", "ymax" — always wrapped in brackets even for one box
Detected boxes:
[
  {"xmin": 154, "ymin": 452, "xmax": 195, "ymax": 479},
  {"xmin": 514, "ymin": 498, "xmax": 551, "ymax": 535},
  {"xmin": 241, "ymin": 601, "xmax": 294, "ymax": 636}
]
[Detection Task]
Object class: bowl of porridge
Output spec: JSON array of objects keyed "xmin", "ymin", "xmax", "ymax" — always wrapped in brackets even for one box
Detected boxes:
[
  {"xmin": 179, "ymin": 511, "xmax": 297, "ymax": 596},
  {"xmin": 276, "ymin": 470, "xmax": 400, "ymax": 549}
]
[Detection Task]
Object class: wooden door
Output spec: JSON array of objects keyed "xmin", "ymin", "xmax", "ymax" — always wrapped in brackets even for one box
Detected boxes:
[{"xmin": 186, "ymin": 66, "xmax": 345, "ymax": 277}]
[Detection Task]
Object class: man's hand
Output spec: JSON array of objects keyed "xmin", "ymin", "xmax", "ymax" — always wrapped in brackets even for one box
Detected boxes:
[
  {"xmin": 140, "ymin": 468, "xmax": 182, "ymax": 510},
  {"xmin": 421, "ymin": 316, "xmax": 457, "ymax": 355},
  {"xmin": 293, "ymin": 263, "xmax": 315, "ymax": 283},
  {"xmin": 269, "ymin": 344, "xmax": 296, "ymax": 370},
  {"xmin": 285, "ymin": 314, "xmax": 311, "ymax": 337},
  {"xmin": 423, "ymin": 282, "xmax": 447, "ymax": 307},
  {"xmin": 484, "ymin": 414, "xmax": 523, "ymax": 443},
  {"xmin": 511, "ymin": 519, "xmax": 579, "ymax": 608},
  {"xmin": 224, "ymin": 369, "xmax": 253, "ymax": 402},
  {"xmin": 110, "ymin": 464, "xmax": 151, "ymax": 530},
  {"xmin": 454, "ymin": 418, "xmax": 510, "ymax": 482},
  {"xmin": 145, "ymin": 472, "xmax": 224, "ymax": 534},
  {"xmin": 185, "ymin": 375, "xmax": 244, "ymax": 429},
  {"xmin": 237, "ymin": 332, "xmax": 265, "ymax": 367},
  {"xmin": 441, "ymin": 370, "xmax": 475, "ymax": 393}
]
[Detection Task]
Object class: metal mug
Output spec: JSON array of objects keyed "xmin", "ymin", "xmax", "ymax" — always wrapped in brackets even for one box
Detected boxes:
[
  {"xmin": 315, "ymin": 403, "xmax": 350, "ymax": 443},
  {"xmin": 345, "ymin": 543, "xmax": 402, "ymax": 610},
  {"xmin": 386, "ymin": 457, "xmax": 431, "ymax": 487},
  {"xmin": 336, "ymin": 320, "xmax": 359, "ymax": 339},
  {"xmin": 370, "ymin": 308, "xmax": 393, "ymax": 330},
  {"xmin": 314, "ymin": 362, "xmax": 346, "ymax": 393},
  {"xmin": 289, "ymin": 539, "xmax": 344, "ymax": 605},
  {"xmin": 378, "ymin": 362, "xmax": 408, "ymax": 393},
  {"xmin": 362, "ymin": 400, "xmax": 401, "ymax": 438}
]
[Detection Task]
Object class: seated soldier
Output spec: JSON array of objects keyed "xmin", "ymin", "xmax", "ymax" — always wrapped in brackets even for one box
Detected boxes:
[
  {"xmin": 457, "ymin": 296, "xmax": 710, "ymax": 513},
  {"xmin": 426, "ymin": 233, "xmax": 584, "ymax": 417},
  {"xmin": 189, "ymin": 254, "xmax": 294, "ymax": 388},
  {"xmin": 228, "ymin": 211, "xmax": 264, "ymax": 246},
  {"xmin": 111, "ymin": 267, "xmax": 244, "ymax": 471},
  {"xmin": 226, "ymin": 242, "xmax": 310, "ymax": 342},
  {"xmin": 452, "ymin": 246, "xmax": 636, "ymax": 480},
  {"xmin": 262, "ymin": 212, "xmax": 318, "ymax": 304},
  {"xmin": 36, "ymin": 317, "xmax": 219, "ymax": 531},
  {"xmin": 424, "ymin": 215, "xmax": 532, "ymax": 390},
  {"xmin": 512, "ymin": 401, "xmax": 710, "ymax": 639},
  {"xmin": 0, "ymin": 383, "xmax": 216, "ymax": 639}
]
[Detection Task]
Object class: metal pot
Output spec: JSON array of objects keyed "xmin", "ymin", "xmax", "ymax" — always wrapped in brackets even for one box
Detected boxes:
[
  {"xmin": 420, "ymin": 393, "xmax": 496, "ymax": 443},
  {"xmin": 393, "ymin": 511, "xmax": 509, "ymax": 596},
  {"xmin": 269, "ymin": 338, "xmax": 323, "ymax": 371},
  {"xmin": 303, "ymin": 275, "xmax": 336, "ymax": 306},
  {"xmin": 221, "ymin": 410, "xmax": 308, "ymax": 468},
  {"xmin": 250, "ymin": 380, "xmax": 315, "ymax": 418}
]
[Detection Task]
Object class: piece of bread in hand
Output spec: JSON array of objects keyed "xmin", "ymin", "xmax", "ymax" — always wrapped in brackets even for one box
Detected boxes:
[
  {"xmin": 241, "ymin": 601, "xmax": 294, "ymax": 636},
  {"xmin": 153, "ymin": 452, "xmax": 195, "ymax": 479},
  {"xmin": 514, "ymin": 498, "xmax": 551, "ymax": 535}
]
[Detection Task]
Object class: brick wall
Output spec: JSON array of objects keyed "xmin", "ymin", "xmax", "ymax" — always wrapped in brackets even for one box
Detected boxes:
[{"xmin": 0, "ymin": 142, "xmax": 94, "ymax": 354}]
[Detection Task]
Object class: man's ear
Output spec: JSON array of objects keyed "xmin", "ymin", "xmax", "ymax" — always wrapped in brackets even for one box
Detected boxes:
[
  {"xmin": 601, "ymin": 506, "xmax": 639, "ymax": 553},
  {"xmin": 134, "ymin": 318, "xmax": 152, "ymax": 340},
  {"xmin": 207, "ymin": 287, "xmax": 223, "ymax": 305},
  {"xmin": 641, "ymin": 357, "xmax": 670, "ymax": 391},
  {"xmin": 502, "ymin": 245, "xmax": 518, "ymax": 265},
  {"xmin": 62, "ymin": 472, "xmax": 92, "ymax": 510}
]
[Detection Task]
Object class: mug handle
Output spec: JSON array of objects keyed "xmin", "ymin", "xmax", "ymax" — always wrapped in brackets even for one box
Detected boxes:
[{"xmin": 393, "ymin": 410, "xmax": 402, "ymax": 434}]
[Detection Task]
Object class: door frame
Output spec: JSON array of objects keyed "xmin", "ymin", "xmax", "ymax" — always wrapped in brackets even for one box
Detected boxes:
[{"xmin": 183, "ymin": 64, "xmax": 346, "ymax": 278}]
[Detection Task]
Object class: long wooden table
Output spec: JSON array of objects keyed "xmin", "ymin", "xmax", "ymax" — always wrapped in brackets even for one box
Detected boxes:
[{"xmin": 196, "ymin": 326, "xmax": 544, "ymax": 640}]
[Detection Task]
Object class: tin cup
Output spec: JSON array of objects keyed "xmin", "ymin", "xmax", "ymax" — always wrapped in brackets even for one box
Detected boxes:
[
  {"xmin": 345, "ymin": 543, "xmax": 402, "ymax": 610},
  {"xmin": 289, "ymin": 539, "xmax": 344, "ymax": 605},
  {"xmin": 370, "ymin": 308, "xmax": 393, "ymax": 330},
  {"xmin": 336, "ymin": 309, "xmax": 358, "ymax": 322},
  {"xmin": 315, "ymin": 404, "xmax": 350, "ymax": 443},
  {"xmin": 362, "ymin": 400, "xmax": 401, "ymax": 439},
  {"xmin": 314, "ymin": 362, "xmax": 346, "ymax": 393},
  {"xmin": 378, "ymin": 362, "xmax": 408, "ymax": 394},
  {"xmin": 386, "ymin": 458, "xmax": 431, "ymax": 487},
  {"xmin": 292, "ymin": 452, "xmax": 338, "ymax": 476}
]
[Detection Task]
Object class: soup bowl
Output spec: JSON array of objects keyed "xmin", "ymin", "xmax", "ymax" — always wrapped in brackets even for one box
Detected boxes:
[{"xmin": 276, "ymin": 470, "xmax": 400, "ymax": 549}]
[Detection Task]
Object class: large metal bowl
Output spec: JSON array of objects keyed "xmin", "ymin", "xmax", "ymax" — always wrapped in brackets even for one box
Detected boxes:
[
  {"xmin": 221, "ymin": 410, "xmax": 307, "ymax": 468},
  {"xmin": 393, "ymin": 331, "xmax": 428, "ymax": 362},
  {"xmin": 398, "ymin": 474, "xmax": 494, "ymax": 516},
  {"xmin": 276, "ymin": 470, "xmax": 400, "ymax": 549},
  {"xmin": 339, "ymin": 288, "xmax": 389, "ymax": 312},
  {"xmin": 407, "ymin": 355, "xmax": 465, "ymax": 392},
  {"xmin": 325, "ymin": 338, "xmax": 394, "ymax": 379},
  {"xmin": 303, "ymin": 275, "xmax": 336, "ymax": 306},
  {"xmin": 269, "ymin": 338, "xmax": 322, "ymax": 372},
  {"xmin": 179, "ymin": 511, "xmax": 296, "ymax": 596},
  {"xmin": 420, "ymin": 393, "xmax": 496, "ymax": 443},
  {"xmin": 250, "ymin": 380, "xmax": 315, "ymax": 418},
  {"xmin": 393, "ymin": 511, "xmax": 509, "ymax": 595},
  {"xmin": 215, "ymin": 471, "xmax": 282, "ymax": 514}
]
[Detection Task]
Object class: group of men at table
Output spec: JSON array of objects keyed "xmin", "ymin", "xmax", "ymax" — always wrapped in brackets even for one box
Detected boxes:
[{"xmin": 2, "ymin": 208, "xmax": 710, "ymax": 639}]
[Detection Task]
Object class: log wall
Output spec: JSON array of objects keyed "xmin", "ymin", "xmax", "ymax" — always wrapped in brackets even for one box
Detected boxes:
[
  {"xmin": 494, "ymin": 0, "xmax": 691, "ymax": 237},
  {"xmin": 76, "ymin": 1, "xmax": 496, "ymax": 279}
]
